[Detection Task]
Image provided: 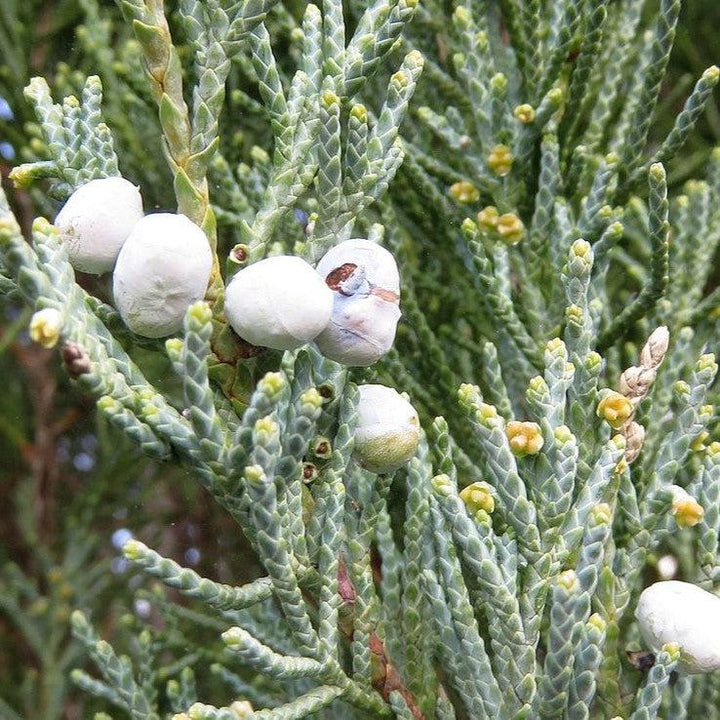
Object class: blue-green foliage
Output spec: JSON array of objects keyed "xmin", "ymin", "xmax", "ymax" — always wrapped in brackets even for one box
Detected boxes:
[{"xmin": 1, "ymin": 0, "xmax": 720, "ymax": 719}]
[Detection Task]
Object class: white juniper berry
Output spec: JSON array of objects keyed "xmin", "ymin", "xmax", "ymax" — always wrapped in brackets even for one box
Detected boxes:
[
  {"xmin": 314, "ymin": 239, "xmax": 402, "ymax": 366},
  {"xmin": 224, "ymin": 255, "xmax": 334, "ymax": 351},
  {"xmin": 113, "ymin": 213, "xmax": 213, "ymax": 338},
  {"xmin": 55, "ymin": 176, "xmax": 144, "ymax": 274},
  {"xmin": 636, "ymin": 581, "xmax": 720, "ymax": 674},
  {"xmin": 2, "ymin": 0, "xmax": 720, "ymax": 718},
  {"xmin": 353, "ymin": 383, "xmax": 421, "ymax": 472}
]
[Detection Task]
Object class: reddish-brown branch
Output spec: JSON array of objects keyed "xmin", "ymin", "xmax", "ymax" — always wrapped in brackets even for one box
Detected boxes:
[{"xmin": 337, "ymin": 555, "xmax": 425, "ymax": 720}]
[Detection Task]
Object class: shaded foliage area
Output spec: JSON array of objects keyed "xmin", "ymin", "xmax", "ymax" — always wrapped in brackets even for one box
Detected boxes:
[{"xmin": 0, "ymin": 0, "xmax": 719, "ymax": 719}]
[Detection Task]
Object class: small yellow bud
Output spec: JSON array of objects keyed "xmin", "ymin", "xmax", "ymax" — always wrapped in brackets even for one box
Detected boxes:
[
  {"xmin": 29, "ymin": 598, "xmax": 49, "ymax": 616},
  {"xmin": 301, "ymin": 388, "xmax": 323, "ymax": 410},
  {"xmin": 230, "ymin": 701, "xmax": 254, "ymax": 719},
  {"xmin": 558, "ymin": 569, "xmax": 578, "ymax": 591},
  {"xmin": 453, "ymin": 52, "xmax": 466, "ymax": 70},
  {"xmin": 528, "ymin": 375, "xmax": 547, "ymax": 394},
  {"xmin": 496, "ymin": 213, "xmax": 525, "ymax": 245},
  {"xmin": 691, "ymin": 431, "xmax": 709, "ymax": 452},
  {"xmin": 458, "ymin": 383, "xmax": 481, "ymax": 407},
  {"xmin": 391, "ymin": 71, "xmax": 409, "ymax": 90},
  {"xmin": 487, "ymin": 144, "xmax": 513, "ymax": 176},
  {"xmin": 406, "ymin": 49, "xmax": 423, "ymax": 68},
  {"xmin": 477, "ymin": 205, "xmax": 500, "ymax": 231},
  {"xmin": 614, "ymin": 457, "xmax": 628, "ymax": 475},
  {"xmin": 588, "ymin": 613, "xmax": 606, "ymax": 632},
  {"xmin": 29, "ymin": 138, "xmax": 47, "ymax": 155},
  {"xmin": 350, "ymin": 104, "xmax": 368, "ymax": 123},
  {"xmin": 546, "ymin": 337, "xmax": 566, "ymax": 357},
  {"xmin": 244, "ymin": 464, "xmax": 265, "ymax": 483},
  {"xmin": 188, "ymin": 704, "xmax": 212, "ymax": 720},
  {"xmin": 165, "ymin": 337, "xmax": 183, "ymax": 359},
  {"xmin": 137, "ymin": 387, "xmax": 155, "ymax": 402},
  {"xmin": 709, "ymin": 441, "xmax": 720, "ymax": 457},
  {"xmin": 591, "ymin": 503, "xmax": 612, "ymax": 525},
  {"xmin": 514, "ymin": 103, "xmax": 535, "ymax": 123},
  {"xmin": 596, "ymin": 391, "xmax": 634, "ymax": 429},
  {"xmin": 697, "ymin": 353, "xmax": 717, "ymax": 374},
  {"xmin": 259, "ymin": 372, "xmax": 286, "ymax": 397},
  {"xmin": 548, "ymin": 88, "xmax": 564, "ymax": 106},
  {"xmin": 490, "ymin": 73, "xmax": 507, "ymax": 93},
  {"xmin": 141, "ymin": 403, "xmax": 159, "ymax": 419},
  {"xmin": 566, "ymin": 305, "xmax": 583, "ymax": 324},
  {"xmin": 571, "ymin": 238, "xmax": 591, "ymax": 259},
  {"xmin": 670, "ymin": 486, "xmax": 704, "ymax": 528},
  {"xmin": 709, "ymin": 302, "xmax": 720, "ymax": 321},
  {"xmin": 461, "ymin": 218, "xmax": 478, "ymax": 238},
  {"xmin": 187, "ymin": 301, "xmax": 212, "ymax": 325},
  {"xmin": 29, "ymin": 308, "xmax": 63, "ymax": 349},
  {"xmin": 554, "ymin": 425, "xmax": 574, "ymax": 445},
  {"xmin": 321, "ymin": 91, "xmax": 340, "ymax": 108},
  {"xmin": 254, "ymin": 417, "xmax": 278, "ymax": 437},
  {"xmin": 475, "ymin": 402, "xmax": 500, "ymax": 426},
  {"xmin": 459, "ymin": 482, "xmax": 495, "ymax": 515},
  {"xmin": 431, "ymin": 473, "xmax": 454, "ymax": 496},
  {"xmin": 703, "ymin": 65, "xmax": 718, "ymax": 82},
  {"xmin": 506, "ymin": 421, "xmax": 544, "ymax": 456},
  {"xmin": 649, "ymin": 162, "xmax": 665, "ymax": 183},
  {"xmin": 449, "ymin": 181, "xmax": 480, "ymax": 204},
  {"xmin": 452, "ymin": 6, "xmax": 471, "ymax": 26},
  {"xmin": 250, "ymin": 145, "xmax": 270, "ymax": 164},
  {"xmin": 586, "ymin": 351, "xmax": 602, "ymax": 372},
  {"xmin": 97, "ymin": 396, "xmax": 119, "ymax": 413},
  {"xmin": 123, "ymin": 539, "xmax": 143, "ymax": 561},
  {"xmin": 685, "ymin": 179, "xmax": 707, "ymax": 195}
]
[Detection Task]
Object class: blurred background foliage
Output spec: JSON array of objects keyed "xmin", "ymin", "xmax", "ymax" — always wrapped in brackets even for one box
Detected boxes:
[{"xmin": 0, "ymin": 1, "xmax": 718, "ymax": 718}]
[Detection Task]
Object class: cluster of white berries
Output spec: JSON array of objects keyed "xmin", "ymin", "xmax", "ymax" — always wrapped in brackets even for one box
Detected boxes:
[
  {"xmin": 50, "ymin": 178, "xmax": 418, "ymax": 473},
  {"xmin": 224, "ymin": 238, "xmax": 401, "ymax": 366},
  {"xmin": 224, "ymin": 239, "xmax": 416, "ymax": 473},
  {"xmin": 55, "ymin": 177, "xmax": 212, "ymax": 338}
]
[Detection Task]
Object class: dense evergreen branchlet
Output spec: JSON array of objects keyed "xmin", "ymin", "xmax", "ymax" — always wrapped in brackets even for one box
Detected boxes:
[{"xmin": 2, "ymin": 0, "xmax": 720, "ymax": 718}]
